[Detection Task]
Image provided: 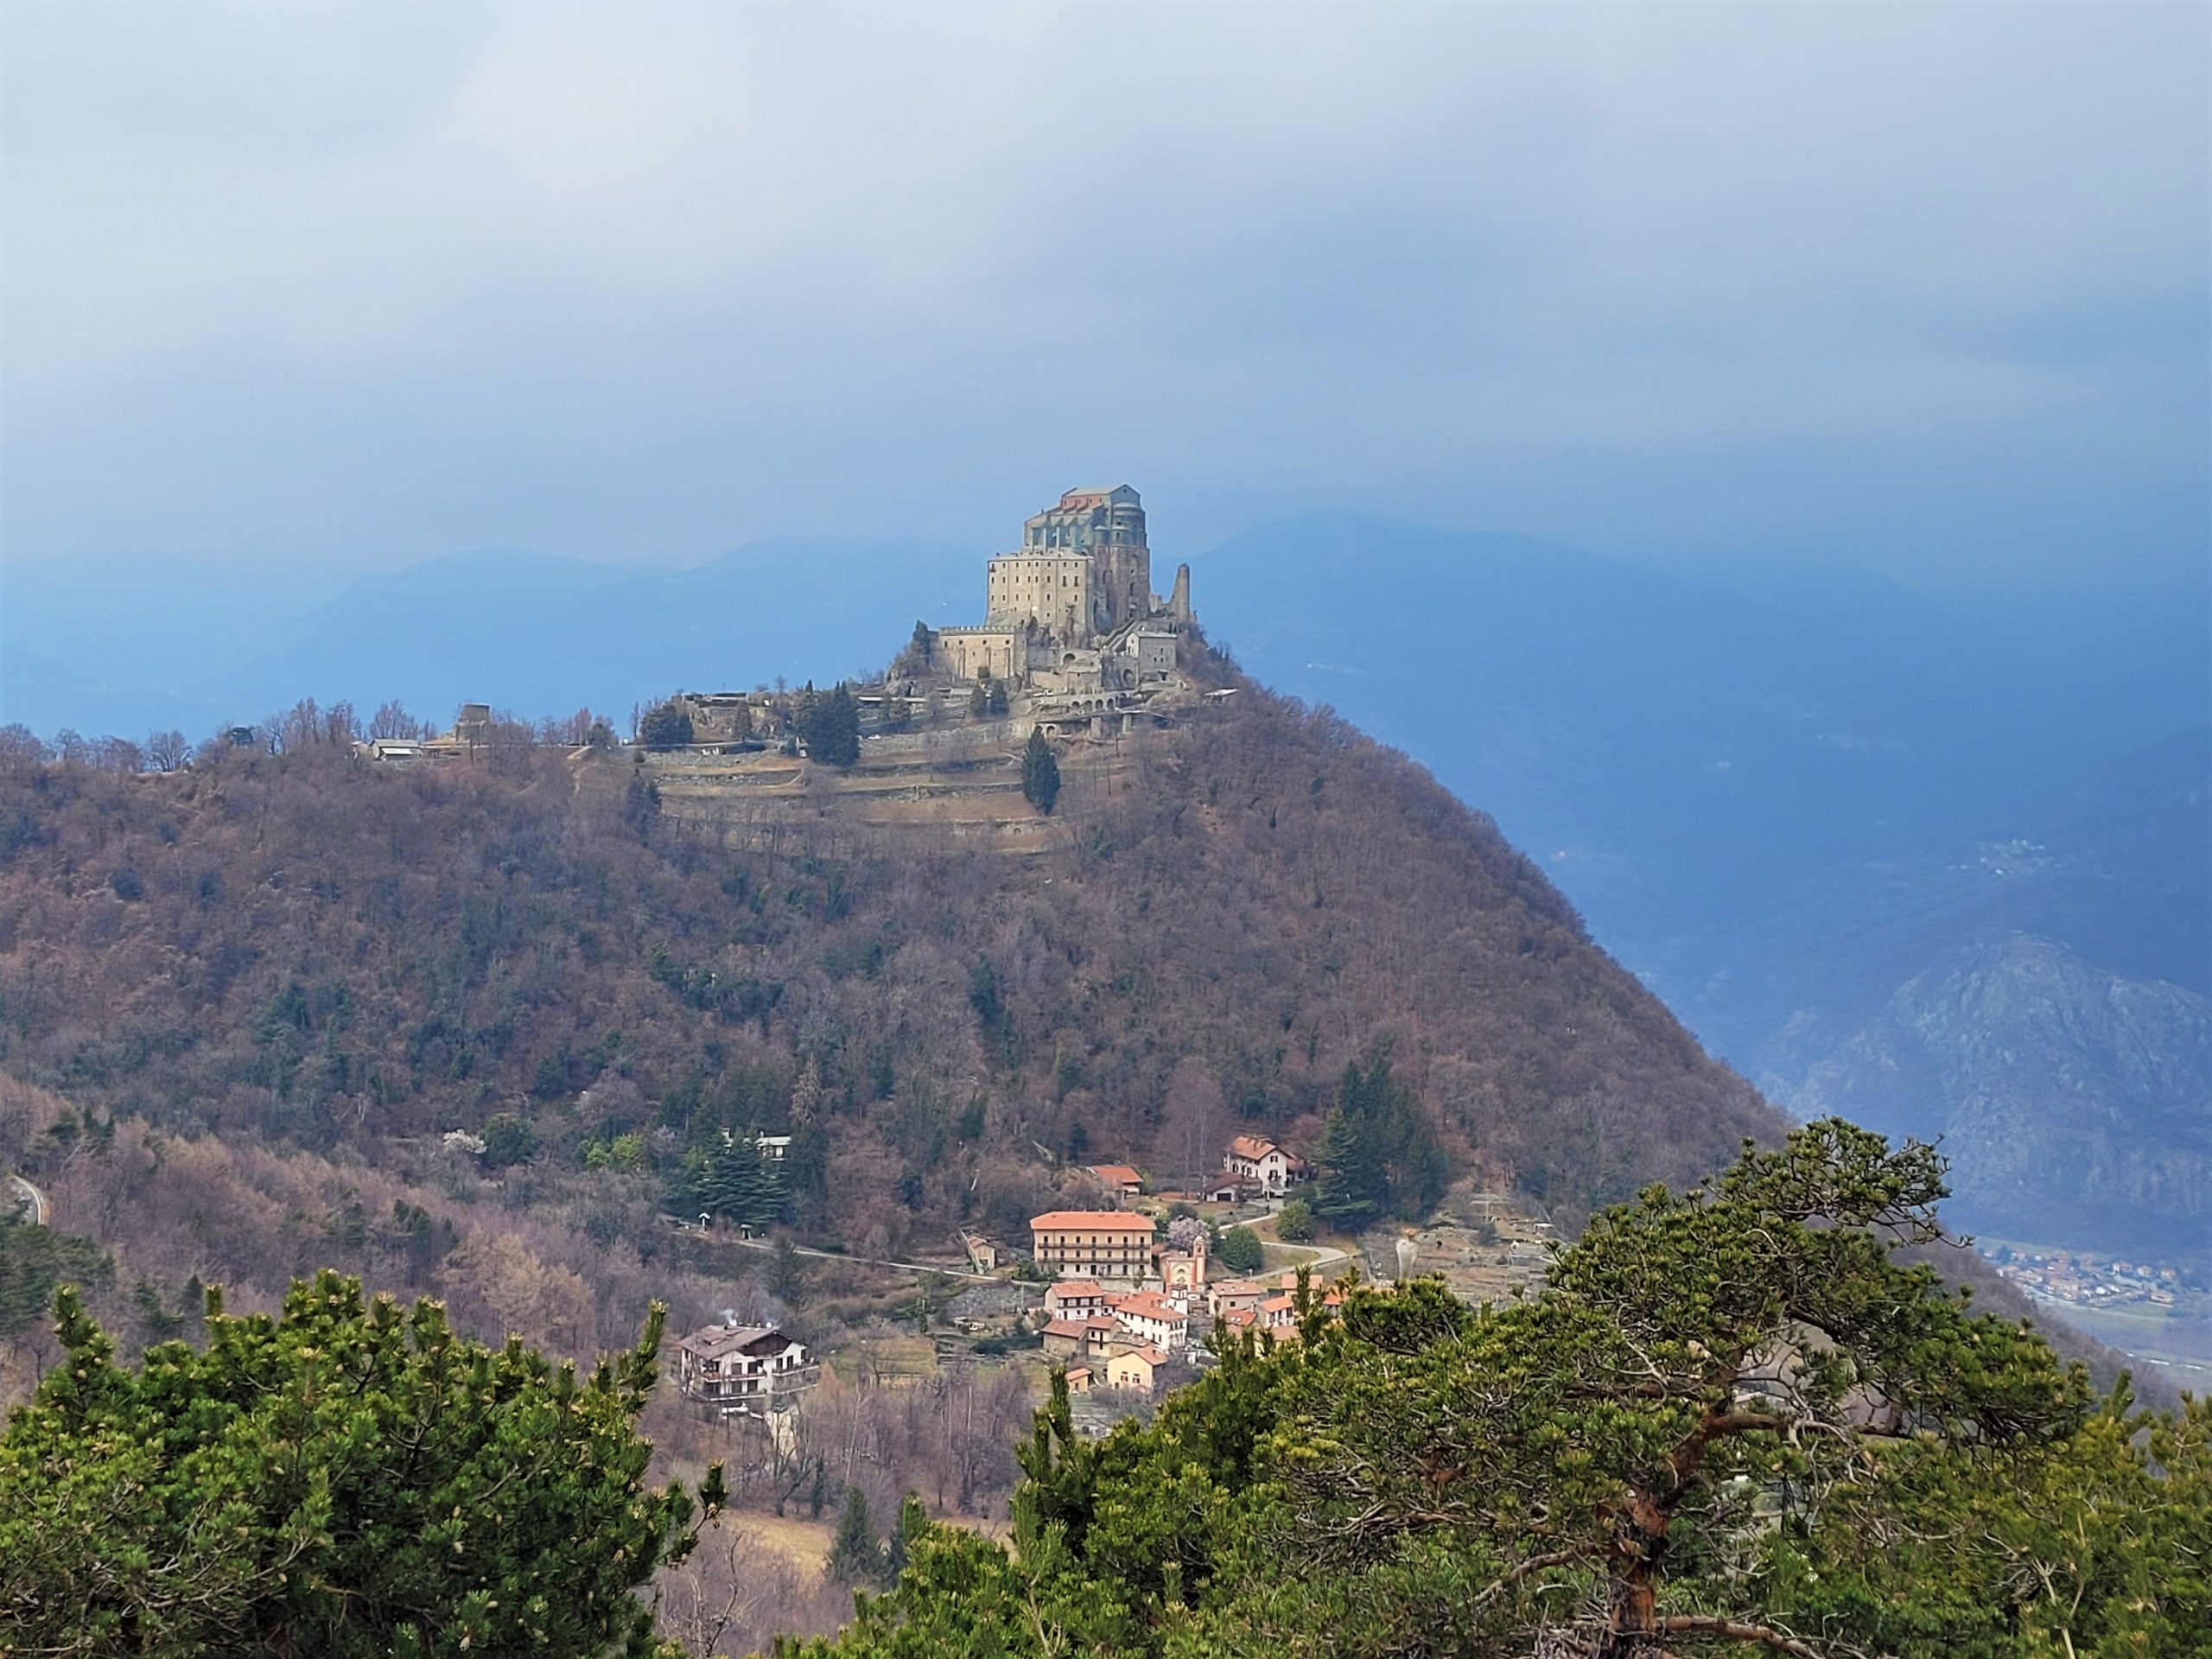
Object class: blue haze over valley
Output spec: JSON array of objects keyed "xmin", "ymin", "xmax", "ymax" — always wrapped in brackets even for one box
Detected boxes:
[{"xmin": 3, "ymin": 5, "xmax": 2206, "ymax": 1352}]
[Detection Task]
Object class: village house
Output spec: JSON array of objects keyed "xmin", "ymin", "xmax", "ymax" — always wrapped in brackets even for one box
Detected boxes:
[
  {"xmin": 1206, "ymin": 1276, "xmax": 1274, "ymax": 1320},
  {"xmin": 1030, "ymin": 1210, "xmax": 1156, "ymax": 1281},
  {"xmin": 1046, "ymin": 1279, "xmax": 1111, "ymax": 1319},
  {"xmin": 1107, "ymin": 1289, "xmax": 1190, "ymax": 1352},
  {"xmin": 1105, "ymin": 1345, "xmax": 1172, "ymax": 1393},
  {"xmin": 673, "ymin": 1322, "xmax": 820, "ymax": 1413},
  {"xmin": 1041, "ymin": 1315, "xmax": 1121, "ymax": 1360},
  {"xmin": 1085, "ymin": 1164, "xmax": 1145, "ymax": 1198},
  {"xmin": 1223, "ymin": 1135, "xmax": 1306, "ymax": 1197},
  {"xmin": 1209, "ymin": 1270, "xmax": 1347, "ymax": 1325},
  {"xmin": 1064, "ymin": 1364, "xmax": 1094, "ymax": 1395}
]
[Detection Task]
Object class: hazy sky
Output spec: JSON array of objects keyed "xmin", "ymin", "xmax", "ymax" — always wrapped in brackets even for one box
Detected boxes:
[{"xmin": 3, "ymin": 2, "xmax": 2206, "ymax": 585}]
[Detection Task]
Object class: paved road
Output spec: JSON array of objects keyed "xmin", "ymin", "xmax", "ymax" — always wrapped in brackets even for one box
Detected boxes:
[
  {"xmin": 669, "ymin": 1221, "xmax": 999, "ymax": 1283},
  {"xmin": 7, "ymin": 1173, "xmax": 48, "ymax": 1226},
  {"xmin": 1289, "ymin": 1242, "xmax": 1354, "ymax": 1273}
]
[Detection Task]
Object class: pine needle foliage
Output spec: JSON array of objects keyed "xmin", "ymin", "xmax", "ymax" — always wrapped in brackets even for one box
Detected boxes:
[
  {"xmin": 0, "ymin": 1272, "xmax": 723, "ymax": 1658},
  {"xmin": 779, "ymin": 1123, "xmax": 2208, "ymax": 1659},
  {"xmin": 1021, "ymin": 728, "xmax": 1061, "ymax": 815}
]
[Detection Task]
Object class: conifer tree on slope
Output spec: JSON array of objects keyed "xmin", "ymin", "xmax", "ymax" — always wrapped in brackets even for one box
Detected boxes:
[
  {"xmin": 684, "ymin": 1131, "xmax": 787, "ymax": 1231},
  {"xmin": 1022, "ymin": 728, "xmax": 1062, "ymax": 815},
  {"xmin": 1313, "ymin": 1042, "xmax": 1446, "ymax": 1227},
  {"xmin": 798, "ymin": 683, "xmax": 861, "ymax": 767}
]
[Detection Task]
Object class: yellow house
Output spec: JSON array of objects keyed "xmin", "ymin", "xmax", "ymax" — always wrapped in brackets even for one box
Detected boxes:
[{"xmin": 1105, "ymin": 1344, "xmax": 1171, "ymax": 1392}]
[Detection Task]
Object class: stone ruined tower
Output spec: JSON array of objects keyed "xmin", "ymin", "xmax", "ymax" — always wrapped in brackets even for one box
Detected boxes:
[{"xmin": 1169, "ymin": 563, "xmax": 1194, "ymax": 626}]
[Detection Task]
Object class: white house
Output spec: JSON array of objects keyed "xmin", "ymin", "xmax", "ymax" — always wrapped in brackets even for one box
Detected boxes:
[
  {"xmin": 1106, "ymin": 1289, "xmax": 1189, "ymax": 1352},
  {"xmin": 1223, "ymin": 1135, "xmax": 1306, "ymax": 1197},
  {"xmin": 673, "ymin": 1322, "xmax": 819, "ymax": 1413}
]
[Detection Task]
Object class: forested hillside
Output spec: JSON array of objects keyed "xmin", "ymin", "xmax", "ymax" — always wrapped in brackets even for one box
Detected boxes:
[{"xmin": 0, "ymin": 683, "xmax": 1771, "ymax": 1260}]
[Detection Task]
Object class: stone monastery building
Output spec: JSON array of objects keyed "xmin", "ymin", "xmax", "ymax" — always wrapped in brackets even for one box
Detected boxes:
[{"xmin": 934, "ymin": 486, "xmax": 1194, "ymax": 696}]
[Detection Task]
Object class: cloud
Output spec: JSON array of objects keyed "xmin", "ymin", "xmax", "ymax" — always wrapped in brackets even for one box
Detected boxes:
[{"xmin": 2, "ymin": 1, "xmax": 2203, "ymax": 580}]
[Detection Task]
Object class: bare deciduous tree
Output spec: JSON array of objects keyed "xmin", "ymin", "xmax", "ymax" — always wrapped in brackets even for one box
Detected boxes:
[
  {"xmin": 93, "ymin": 736, "xmax": 144, "ymax": 775},
  {"xmin": 1155, "ymin": 1058, "xmax": 1225, "ymax": 1198},
  {"xmin": 0, "ymin": 724, "xmax": 46, "ymax": 770},
  {"xmin": 146, "ymin": 730, "xmax": 190, "ymax": 772}
]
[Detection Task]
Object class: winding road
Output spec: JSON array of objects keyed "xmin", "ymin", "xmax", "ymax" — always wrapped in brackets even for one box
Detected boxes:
[{"xmin": 7, "ymin": 1172, "xmax": 48, "ymax": 1227}]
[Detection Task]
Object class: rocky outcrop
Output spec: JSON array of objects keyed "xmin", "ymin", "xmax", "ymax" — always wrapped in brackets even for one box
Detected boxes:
[{"xmin": 1782, "ymin": 934, "xmax": 2211, "ymax": 1251}]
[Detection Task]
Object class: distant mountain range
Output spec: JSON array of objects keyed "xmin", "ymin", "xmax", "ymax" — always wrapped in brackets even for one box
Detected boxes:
[
  {"xmin": 1698, "ymin": 731, "xmax": 2210, "ymax": 1255},
  {"xmin": 1, "ymin": 538, "xmax": 971, "ymax": 740},
  {"xmin": 5, "ymin": 513, "xmax": 2205, "ymax": 1256},
  {"xmin": 1200, "ymin": 519, "xmax": 2209, "ymax": 1258}
]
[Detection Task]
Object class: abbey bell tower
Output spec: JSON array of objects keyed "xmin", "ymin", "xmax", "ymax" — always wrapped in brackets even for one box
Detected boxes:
[{"xmin": 1019, "ymin": 485, "xmax": 1151, "ymax": 636}]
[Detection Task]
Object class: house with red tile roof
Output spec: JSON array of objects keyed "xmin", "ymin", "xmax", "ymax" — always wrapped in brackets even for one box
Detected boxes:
[
  {"xmin": 1031, "ymin": 1209, "xmax": 1155, "ymax": 1281},
  {"xmin": 1106, "ymin": 1289, "xmax": 1189, "ymax": 1351},
  {"xmin": 1105, "ymin": 1344, "xmax": 1172, "ymax": 1392},
  {"xmin": 1223, "ymin": 1135, "xmax": 1308, "ymax": 1195},
  {"xmin": 1040, "ymin": 1315, "xmax": 1121, "ymax": 1360},
  {"xmin": 1046, "ymin": 1279, "xmax": 1110, "ymax": 1319}
]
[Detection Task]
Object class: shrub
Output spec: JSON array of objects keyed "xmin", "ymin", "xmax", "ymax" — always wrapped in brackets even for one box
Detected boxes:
[
  {"xmin": 1217, "ymin": 1224, "xmax": 1264, "ymax": 1273},
  {"xmin": 638, "ymin": 702, "xmax": 694, "ymax": 750}
]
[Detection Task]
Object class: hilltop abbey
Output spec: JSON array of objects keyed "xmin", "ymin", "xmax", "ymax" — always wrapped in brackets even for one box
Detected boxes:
[
  {"xmin": 370, "ymin": 486, "xmax": 1199, "ymax": 802},
  {"xmin": 931, "ymin": 485, "xmax": 1195, "ymax": 705}
]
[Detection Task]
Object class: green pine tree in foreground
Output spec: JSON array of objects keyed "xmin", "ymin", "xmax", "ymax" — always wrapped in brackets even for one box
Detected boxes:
[
  {"xmin": 4, "ymin": 1125, "xmax": 2204, "ymax": 1658},
  {"xmin": 0, "ymin": 1272, "xmax": 722, "ymax": 1657},
  {"xmin": 787, "ymin": 1121, "xmax": 2211, "ymax": 1659}
]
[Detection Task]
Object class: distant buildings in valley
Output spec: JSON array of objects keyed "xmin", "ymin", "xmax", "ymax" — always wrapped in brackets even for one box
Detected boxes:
[{"xmin": 1979, "ymin": 1243, "xmax": 2186, "ymax": 1310}]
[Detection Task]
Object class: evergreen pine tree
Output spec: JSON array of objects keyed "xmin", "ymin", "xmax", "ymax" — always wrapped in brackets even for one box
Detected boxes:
[
  {"xmin": 810, "ymin": 683, "xmax": 861, "ymax": 766},
  {"xmin": 1313, "ymin": 1068, "xmax": 1388, "ymax": 1229},
  {"xmin": 1021, "ymin": 728, "xmax": 1061, "ymax": 814},
  {"xmin": 0, "ymin": 1212, "xmax": 111, "ymax": 1338},
  {"xmin": 686, "ymin": 1133, "xmax": 790, "ymax": 1231},
  {"xmin": 0, "ymin": 1276, "xmax": 723, "ymax": 1656},
  {"xmin": 1314, "ymin": 1043, "xmax": 1449, "ymax": 1225},
  {"xmin": 636, "ymin": 702, "xmax": 694, "ymax": 750},
  {"xmin": 825, "ymin": 1485, "xmax": 884, "ymax": 1586},
  {"xmin": 885, "ymin": 1493, "xmax": 927, "ymax": 1585}
]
